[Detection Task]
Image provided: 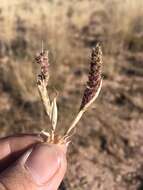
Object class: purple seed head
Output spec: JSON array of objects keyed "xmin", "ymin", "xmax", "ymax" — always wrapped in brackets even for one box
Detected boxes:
[
  {"xmin": 36, "ymin": 50, "xmax": 49, "ymax": 85},
  {"xmin": 35, "ymin": 50, "xmax": 49, "ymax": 75},
  {"xmin": 80, "ymin": 43, "xmax": 102, "ymax": 110}
]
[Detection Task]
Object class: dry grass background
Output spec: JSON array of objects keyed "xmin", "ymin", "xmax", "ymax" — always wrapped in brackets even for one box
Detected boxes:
[{"xmin": 0, "ymin": 0, "xmax": 143, "ymax": 189}]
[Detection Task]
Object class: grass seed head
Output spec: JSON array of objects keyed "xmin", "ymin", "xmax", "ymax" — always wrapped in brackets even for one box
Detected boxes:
[
  {"xmin": 64, "ymin": 43, "xmax": 103, "ymax": 137},
  {"xmin": 80, "ymin": 43, "xmax": 102, "ymax": 110},
  {"xmin": 36, "ymin": 50, "xmax": 49, "ymax": 85},
  {"xmin": 36, "ymin": 44, "xmax": 103, "ymax": 144}
]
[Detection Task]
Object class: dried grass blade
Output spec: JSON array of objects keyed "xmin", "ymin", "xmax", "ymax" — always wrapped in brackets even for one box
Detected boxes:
[{"xmin": 50, "ymin": 97, "xmax": 58, "ymax": 131}]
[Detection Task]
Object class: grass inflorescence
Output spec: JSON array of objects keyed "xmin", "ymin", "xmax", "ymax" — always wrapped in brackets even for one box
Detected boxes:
[{"xmin": 36, "ymin": 43, "xmax": 103, "ymax": 144}]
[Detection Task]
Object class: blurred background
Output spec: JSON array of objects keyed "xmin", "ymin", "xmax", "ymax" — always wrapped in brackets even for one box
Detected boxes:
[{"xmin": 0, "ymin": 0, "xmax": 143, "ymax": 189}]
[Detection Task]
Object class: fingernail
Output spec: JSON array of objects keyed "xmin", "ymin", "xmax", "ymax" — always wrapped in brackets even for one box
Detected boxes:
[{"xmin": 25, "ymin": 144, "xmax": 66, "ymax": 185}]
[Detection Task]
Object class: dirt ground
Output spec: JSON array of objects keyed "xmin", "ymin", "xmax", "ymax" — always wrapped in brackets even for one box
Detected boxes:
[{"xmin": 0, "ymin": 0, "xmax": 143, "ymax": 189}]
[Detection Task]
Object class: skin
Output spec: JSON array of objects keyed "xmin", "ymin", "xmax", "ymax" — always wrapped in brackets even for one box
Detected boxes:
[{"xmin": 0, "ymin": 134, "xmax": 67, "ymax": 190}]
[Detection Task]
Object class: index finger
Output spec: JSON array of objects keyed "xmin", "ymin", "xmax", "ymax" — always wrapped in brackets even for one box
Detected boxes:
[{"xmin": 0, "ymin": 134, "xmax": 42, "ymax": 172}]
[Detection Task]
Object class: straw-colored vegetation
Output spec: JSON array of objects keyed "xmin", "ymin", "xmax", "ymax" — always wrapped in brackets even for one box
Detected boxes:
[{"xmin": 0, "ymin": 0, "xmax": 143, "ymax": 189}]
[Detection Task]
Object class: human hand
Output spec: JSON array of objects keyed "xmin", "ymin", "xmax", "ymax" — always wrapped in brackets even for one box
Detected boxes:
[{"xmin": 0, "ymin": 134, "xmax": 67, "ymax": 190}]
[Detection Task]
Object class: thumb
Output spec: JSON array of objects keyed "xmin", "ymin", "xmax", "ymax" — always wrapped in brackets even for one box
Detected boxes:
[{"xmin": 0, "ymin": 143, "xmax": 67, "ymax": 190}]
